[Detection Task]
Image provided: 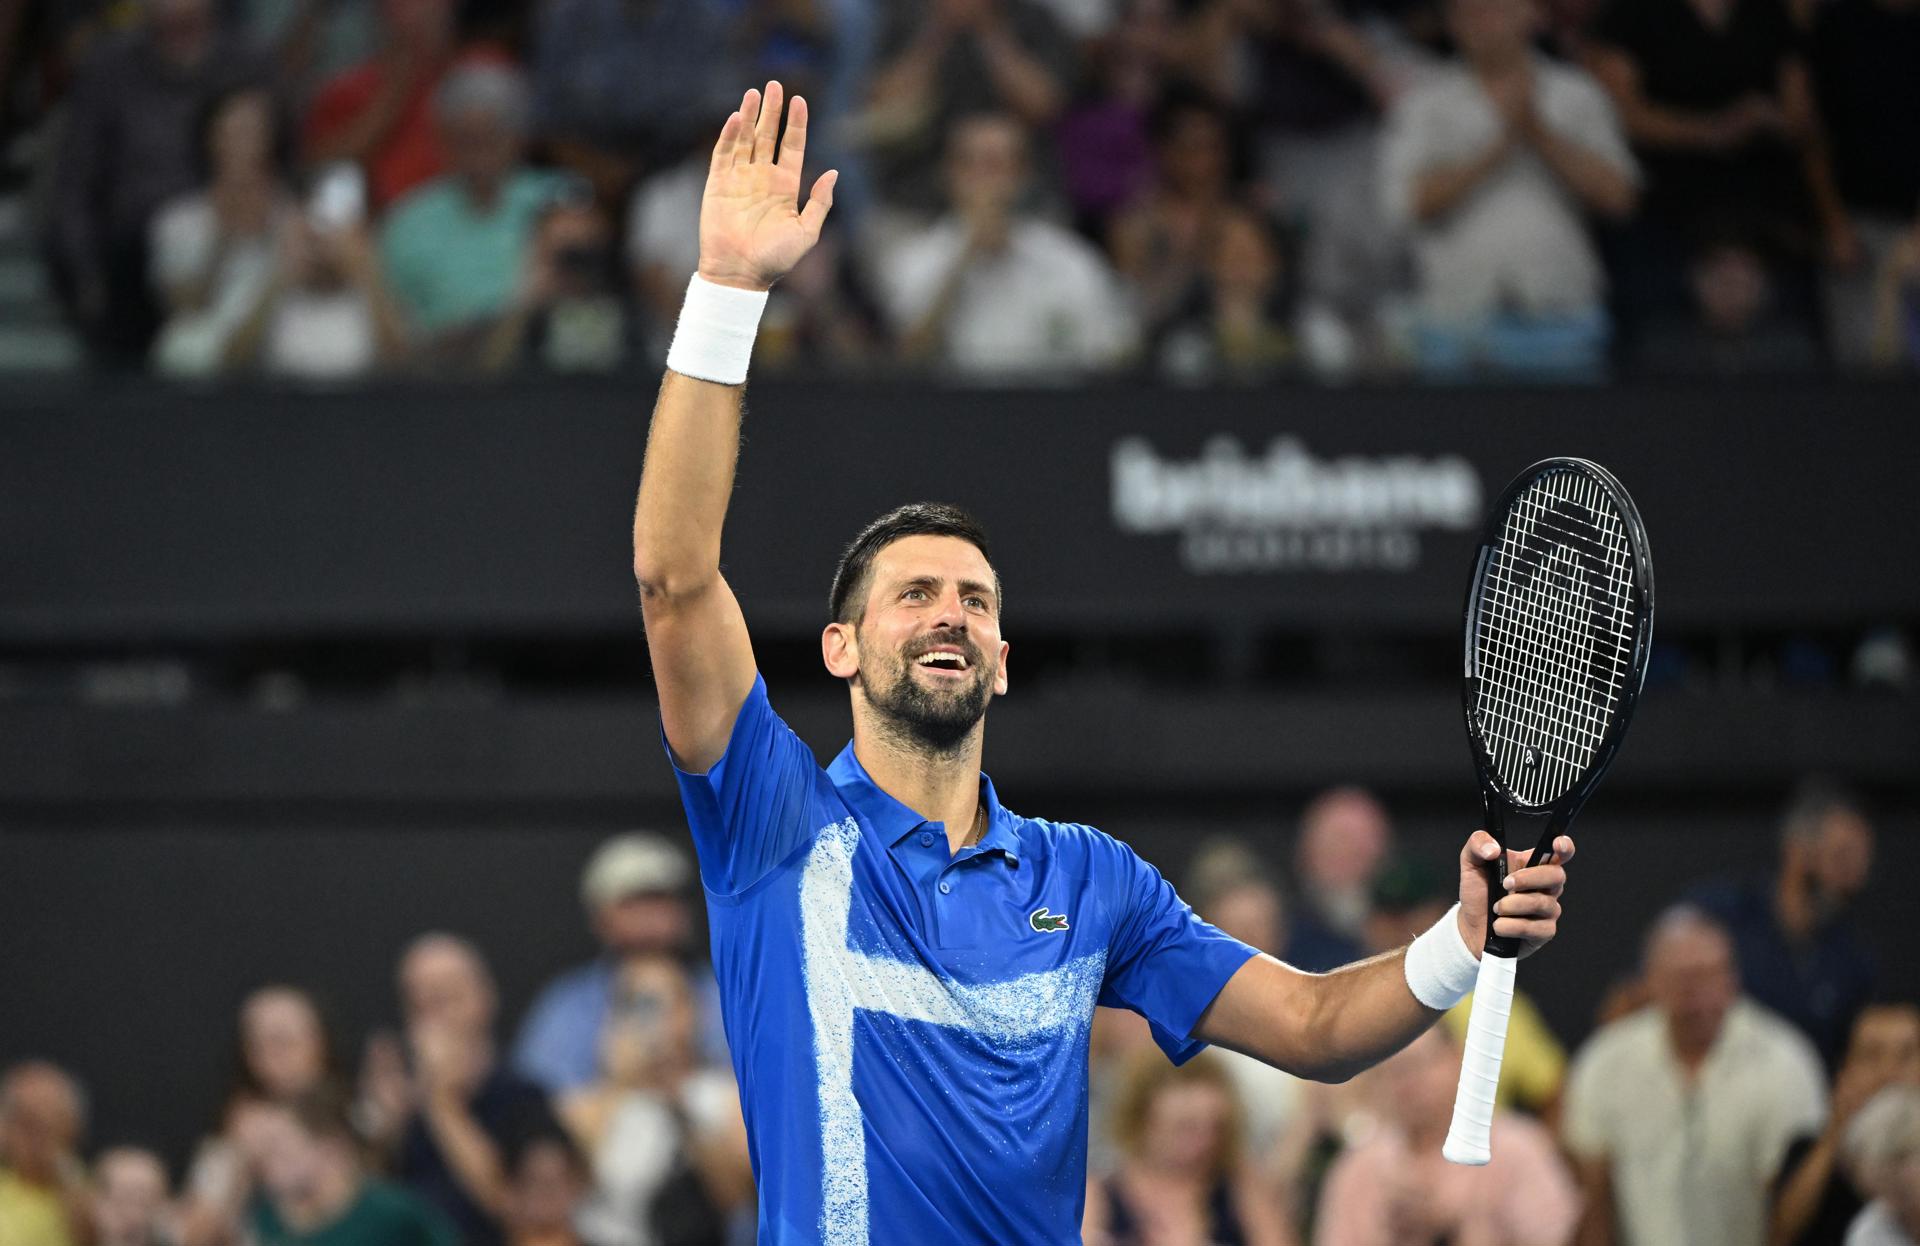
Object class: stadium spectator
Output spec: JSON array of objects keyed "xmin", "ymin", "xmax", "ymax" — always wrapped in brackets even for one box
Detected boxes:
[
  {"xmin": 89, "ymin": 1148, "xmax": 171, "ymax": 1246},
  {"xmin": 0, "ymin": 1062, "xmax": 87, "ymax": 1246},
  {"xmin": 302, "ymin": 0, "xmax": 495, "ymax": 213},
  {"xmin": 1870, "ymin": 223, "xmax": 1920, "ymax": 370},
  {"xmin": 528, "ymin": 0, "xmax": 739, "ymax": 205},
  {"xmin": 361, "ymin": 933, "xmax": 562, "ymax": 1246},
  {"xmin": 1563, "ymin": 905, "xmax": 1827, "ymax": 1246},
  {"xmin": 626, "ymin": 154, "xmax": 714, "ymax": 358},
  {"xmin": 558, "ymin": 953, "xmax": 749, "ymax": 1246},
  {"xmin": 875, "ymin": 112, "xmax": 1136, "ymax": 379},
  {"xmin": 46, "ymin": 0, "xmax": 269, "ymax": 365},
  {"xmin": 1314, "ymin": 1027, "xmax": 1581, "ymax": 1246},
  {"xmin": 1147, "ymin": 204, "xmax": 1291, "ymax": 380},
  {"xmin": 248, "ymin": 1089, "xmax": 457, "ymax": 1246},
  {"xmin": 1772, "ymin": 1003, "xmax": 1920, "ymax": 1246},
  {"xmin": 224, "ymin": 210, "xmax": 409, "ymax": 379},
  {"xmin": 1808, "ymin": 0, "xmax": 1920, "ymax": 369},
  {"xmin": 863, "ymin": 0, "xmax": 1077, "ymax": 212},
  {"xmin": 1366, "ymin": 859, "xmax": 1568, "ymax": 1121},
  {"xmin": 1082, "ymin": 1049, "xmax": 1291, "ymax": 1246},
  {"xmin": 1630, "ymin": 233, "xmax": 1826, "ymax": 374},
  {"xmin": 1690, "ymin": 781, "xmax": 1878, "ymax": 1067},
  {"xmin": 514, "ymin": 833, "xmax": 703, "ymax": 1096},
  {"xmin": 378, "ymin": 63, "xmax": 560, "ymax": 364},
  {"xmin": 1051, "ymin": 0, "xmax": 1179, "ymax": 237},
  {"xmin": 499, "ymin": 1132, "xmax": 590, "ymax": 1246},
  {"xmin": 1842, "ymin": 1086, "xmax": 1920, "ymax": 1246},
  {"xmin": 146, "ymin": 86, "xmax": 298, "ymax": 376},
  {"xmin": 482, "ymin": 189, "xmax": 637, "ymax": 374},
  {"xmin": 752, "ymin": 225, "xmax": 887, "ymax": 374},
  {"xmin": 1378, "ymin": 0, "xmax": 1637, "ymax": 379},
  {"xmin": 1286, "ymin": 787, "xmax": 1386, "ymax": 971}
]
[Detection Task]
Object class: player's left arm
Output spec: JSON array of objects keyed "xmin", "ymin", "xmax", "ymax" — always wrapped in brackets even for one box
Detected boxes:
[{"xmin": 1193, "ymin": 830, "xmax": 1573, "ymax": 1083}]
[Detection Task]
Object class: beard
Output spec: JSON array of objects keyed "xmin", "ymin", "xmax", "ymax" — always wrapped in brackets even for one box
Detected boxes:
[{"xmin": 861, "ymin": 637, "xmax": 993, "ymax": 756}]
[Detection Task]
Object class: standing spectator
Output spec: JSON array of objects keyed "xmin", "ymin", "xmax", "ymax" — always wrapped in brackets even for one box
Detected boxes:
[
  {"xmin": 863, "ymin": 0, "xmax": 1077, "ymax": 211},
  {"xmin": 514, "ymin": 834, "xmax": 703, "ymax": 1097},
  {"xmin": 1771, "ymin": 1003, "xmax": 1920, "ymax": 1246},
  {"xmin": 146, "ymin": 86, "xmax": 298, "ymax": 376},
  {"xmin": 1842, "ymin": 1087, "xmax": 1920, "ymax": 1246},
  {"xmin": 1808, "ymin": 0, "xmax": 1920, "ymax": 368},
  {"xmin": 0, "ymin": 1063, "xmax": 87, "ymax": 1246},
  {"xmin": 89, "ymin": 1149, "xmax": 172, "ymax": 1246},
  {"xmin": 1563, "ymin": 905, "xmax": 1827, "ymax": 1246},
  {"xmin": 362, "ymin": 934, "xmax": 562, "ymax": 1246},
  {"xmin": 1690, "ymin": 781, "xmax": 1878, "ymax": 1068},
  {"xmin": 1378, "ymin": 0, "xmax": 1637, "ymax": 378},
  {"xmin": 874, "ymin": 111, "xmax": 1136, "ymax": 380},
  {"xmin": 528, "ymin": 0, "xmax": 739, "ymax": 205},
  {"xmin": 378, "ymin": 63, "xmax": 560, "ymax": 362},
  {"xmin": 46, "ymin": 0, "xmax": 269, "ymax": 364},
  {"xmin": 1314, "ymin": 1027, "xmax": 1581, "ymax": 1246},
  {"xmin": 248, "ymin": 1089, "xmax": 457, "ymax": 1246},
  {"xmin": 1287, "ymin": 787, "xmax": 1388, "ymax": 972},
  {"xmin": 499, "ymin": 1133, "xmax": 591, "ymax": 1246},
  {"xmin": 302, "ymin": 0, "xmax": 495, "ymax": 213}
]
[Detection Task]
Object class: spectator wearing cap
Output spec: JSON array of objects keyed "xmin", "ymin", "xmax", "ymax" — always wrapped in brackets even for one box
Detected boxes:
[
  {"xmin": 359, "ymin": 934, "xmax": 562, "ymax": 1246},
  {"xmin": 378, "ymin": 62, "xmax": 561, "ymax": 360},
  {"xmin": 0, "ymin": 1062, "xmax": 88, "ymax": 1246},
  {"xmin": 1688, "ymin": 780, "xmax": 1878, "ymax": 1067},
  {"xmin": 513, "ymin": 834, "xmax": 714, "ymax": 1096}
]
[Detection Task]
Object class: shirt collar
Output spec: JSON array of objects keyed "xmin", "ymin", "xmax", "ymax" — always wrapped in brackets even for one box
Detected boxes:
[{"xmin": 827, "ymin": 743, "xmax": 1022, "ymax": 866}]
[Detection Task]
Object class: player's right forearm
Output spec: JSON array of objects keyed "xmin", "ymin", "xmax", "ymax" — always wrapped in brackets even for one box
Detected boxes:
[{"xmin": 631, "ymin": 370, "xmax": 744, "ymax": 601}]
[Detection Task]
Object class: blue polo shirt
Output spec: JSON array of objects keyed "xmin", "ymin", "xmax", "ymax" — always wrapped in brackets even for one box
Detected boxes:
[{"xmin": 671, "ymin": 676, "xmax": 1257, "ymax": 1246}]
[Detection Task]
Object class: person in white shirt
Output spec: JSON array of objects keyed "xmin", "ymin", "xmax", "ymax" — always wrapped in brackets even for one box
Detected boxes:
[
  {"xmin": 1563, "ymin": 905, "xmax": 1827, "ymax": 1246},
  {"xmin": 1378, "ymin": 0, "xmax": 1638, "ymax": 378},
  {"xmin": 1843, "ymin": 1085, "xmax": 1920, "ymax": 1246},
  {"xmin": 874, "ymin": 112, "xmax": 1136, "ymax": 381}
]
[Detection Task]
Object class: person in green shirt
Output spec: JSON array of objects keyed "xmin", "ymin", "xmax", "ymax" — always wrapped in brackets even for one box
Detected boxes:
[{"xmin": 247, "ymin": 1089, "xmax": 459, "ymax": 1246}]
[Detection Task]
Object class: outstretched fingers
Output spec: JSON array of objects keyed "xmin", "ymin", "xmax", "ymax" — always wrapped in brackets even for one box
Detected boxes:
[
  {"xmin": 753, "ymin": 80, "xmax": 784, "ymax": 165},
  {"xmin": 731, "ymin": 88, "xmax": 759, "ymax": 167},
  {"xmin": 799, "ymin": 169, "xmax": 839, "ymax": 242},
  {"xmin": 778, "ymin": 94, "xmax": 809, "ymax": 174},
  {"xmin": 710, "ymin": 110, "xmax": 742, "ymax": 174}
]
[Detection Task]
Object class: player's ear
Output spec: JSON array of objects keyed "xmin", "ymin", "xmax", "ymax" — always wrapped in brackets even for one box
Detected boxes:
[
  {"xmin": 822, "ymin": 620, "xmax": 859, "ymax": 680},
  {"xmin": 993, "ymin": 639, "xmax": 1009, "ymax": 696}
]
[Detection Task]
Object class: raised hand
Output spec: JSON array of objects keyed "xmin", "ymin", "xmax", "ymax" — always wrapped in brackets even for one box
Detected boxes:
[{"xmin": 698, "ymin": 81, "xmax": 839, "ymax": 293}]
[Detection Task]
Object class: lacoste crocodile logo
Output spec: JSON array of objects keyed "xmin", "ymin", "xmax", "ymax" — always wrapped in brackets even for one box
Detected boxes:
[{"xmin": 1029, "ymin": 907, "xmax": 1070, "ymax": 933}]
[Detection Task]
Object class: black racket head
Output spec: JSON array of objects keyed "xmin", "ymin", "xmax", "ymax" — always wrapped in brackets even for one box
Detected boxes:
[{"xmin": 1462, "ymin": 458, "xmax": 1655, "ymax": 819}]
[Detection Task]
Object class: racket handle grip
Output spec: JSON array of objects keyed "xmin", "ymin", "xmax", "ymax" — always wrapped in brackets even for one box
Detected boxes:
[{"xmin": 1442, "ymin": 950, "xmax": 1517, "ymax": 1166}]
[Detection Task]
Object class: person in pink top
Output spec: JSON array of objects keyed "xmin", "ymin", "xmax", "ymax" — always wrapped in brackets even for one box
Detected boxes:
[{"xmin": 1314, "ymin": 1026, "xmax": 1580, "ymax": 1246}]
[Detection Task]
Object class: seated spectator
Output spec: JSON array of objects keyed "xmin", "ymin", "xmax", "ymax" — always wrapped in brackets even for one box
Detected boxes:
[
  {"xmin": 1150, "ymin": 209, "xmax": 1292, "ymax": 381},
  {"xmin": 753, "ymin": 225, "xmax": 888, "ymax": 375},
  {"xmin": 559, "ymin": 953, "xmax": 749, "ymax": 1246},
  {"xmin": 1631, "ymin": 234, "xmax": 1827, "ymax": 374},
  {"xmin": 47, "ymin": 0, "xmax": 269, "ymax": 364},
  {"xmin": 89, "ymin": 1148, "xmax": 171, "ymax": 1246},
  {"xmin": 361, "ymin": 934, "xmax": 562, "ymax": 1246},
  {"xmin": 0, "ymin": 1062, "xmax": 87, "ymax": 1246},
  {"xmin": 1314, "ymin": 1027, "xmax": 1581, "ymax": 1245},
  {"xmin": 875, "ymin": 112, "xmax": 1137, "ymax": 380},
  {"xmin": 147, "ymin": 86, "xmax": 298, "ymax": 376},
  {"xmin": 1379, "ymin": 0, "xmax": 1637, "ymax": 379},
  {"xmin": 863, "ymin": 0, "xmax": 1077, "ymax": 212},
  {"xmin": 1286, "ymin": 788, "xmax": 1387, "ymax": 972},
  {"xmin": 1563, "ymin": 905, "xmax": 1827, "ymax": 1246},
  {"xmin": 1870, "ymin": 220, "xmax": 1920, "ymax": 370},
  {"xmin": 227, "ymin": 211, "xmax": 409, "ymax": 379},
  {"xmin": 1773, "ymin": 1003, "xmax": 1920, "ymax": 1246},
  {"xmin": 1808, "ymin": 0, "xmax": 1920, "ymax": 368},
  {"xmin": 302, "ymin": 0, "xmax": 499, "ymax": 213},
  {"xmin": 379, "ymin": 63, "xmax": 560, "ymax": 364},
  {"xmin": 1842, "ymin": 1086, "xmax": 1920, "ymax": 1246},
  {"xmin": 1689, "ymin": 780, "xmax": 1877, "ymax": 1067},
  {"xmin": 499, "ymin": 1132, "xmax": 590, "ymax": 1246},
  {"xmin": 483, "ymin": 189, "xmax": 637, "ymax": 375},
  {"xmin": 528, "ymin": 0, "xmax": 739, "ymax": 205},
  {"xmin": 1081, "ymin": 1049, "xmax": 1289, "ymax": 1246},
  {"xmin": 248, "ymin": 1089, "xmax": 457, "ymax": 1246}
]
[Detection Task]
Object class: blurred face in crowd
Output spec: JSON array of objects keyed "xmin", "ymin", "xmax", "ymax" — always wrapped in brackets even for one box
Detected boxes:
[
  {"xmin": 595, "ymin": 891, "xmax": 690, "ymax": 957},
  {"xmin": 400, "ymin": 936, "xmax": 496, "ymax": 1038},
  {"xmin": 505, "ymin": 1138, "xmax": 587, "ymax": 1238},
  {"xmin": 1137, "ymin": 1076, "xmax": 1234, "ymax": 1177},
  {"xmin": 539, "ymin": 201, "xmax": 616, "ymax": 300},
  {"xmin": 1159, "ymin": 106, "xmax": 1231, "ymax": 199},
  {"xmin": 1645, "ymin": 914, "xmax": 1739, "ymax": 1053},
  {"xmin": 1692, "ymin": 245, "xmax": 1771, "ymax": 334},
  {"xmin": 1448, "ymin": 0, "xmax": 1537, "ymax": 64},
  {"xmin": 242, "ymin": 987, "xmax": 328, "ymax": 1101},
  {"xmin": 1208, "ymin": 881, "xmax": 1284, "ymax": 953},
  {"xmin": 1374, "ymin": 1027, "xmax": 1459, "ymax": 1138},
  {"xmin": 208, "ymin": 90, "xmax": 276, "ymax": 182},
  {"xmin": 1846, "ymin": 1006, "xmax": 1920, "ymax": 1092},
  {"xmin": 250, "ymin": 1107, "xmax": 335, "ymax": 1205},
  {"xmin": 1207, "ymin": 213, "xmax": 1279, "ymax": 303},
  {"xmin": 1790, "ymin": 806, "xmax": 1875, "ymax": 918},
  {"xmin": 1297, "ymin": 788, "xmax": 1391, "ymax": 893},
  {"xmin": 0, "ymin": 1064, "xmax": 83, "ymax": 1182},
  {"xmin": 602, "ymin": 954, "xmax": 698, "ymax": 1088},
  {"xmin": 945, "ymin": 116, "xmax": 1029, "ymax": 220},
  {"xmin": 442, "ymin": 106, "xmax": 525, "ymax": 193},
  {"xmin": 92, "ymin": 1148, "xmax": 169, "ymax": 1246}
]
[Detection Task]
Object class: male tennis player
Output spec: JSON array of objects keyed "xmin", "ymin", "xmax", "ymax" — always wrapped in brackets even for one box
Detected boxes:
[{"xmin": 633, "ymin": 82, "xmax": 1576, "ymax": 1245}]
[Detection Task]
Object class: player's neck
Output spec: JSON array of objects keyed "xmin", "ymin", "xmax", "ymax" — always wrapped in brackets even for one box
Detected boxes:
[{"xmin": 852, "ymin": 722, "xmax": 986, "ymax": 851}]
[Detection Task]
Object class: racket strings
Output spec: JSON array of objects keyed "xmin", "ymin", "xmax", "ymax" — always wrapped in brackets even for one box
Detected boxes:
[{"xmin": 1474, "ymin": 469, "xmax": 1640, "ymax": 806}]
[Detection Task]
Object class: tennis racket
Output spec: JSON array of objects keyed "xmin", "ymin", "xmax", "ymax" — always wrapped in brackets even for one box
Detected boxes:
[{"xmin": 1442, "ymin": 457, "xmax": 1655, "ymax": 1166}]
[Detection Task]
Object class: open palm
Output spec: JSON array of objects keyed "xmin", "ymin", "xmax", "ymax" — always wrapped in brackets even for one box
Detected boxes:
[{"xmin": 698, "ymin": 82, "xmax": 838, "ymax": 292}]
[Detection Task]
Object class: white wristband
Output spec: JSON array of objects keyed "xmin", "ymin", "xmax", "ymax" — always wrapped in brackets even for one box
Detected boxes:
[
  {"xmin": 665, "ymin": 274, "xmax": 769, "ymax": 385},
  {"xmin": 1404, "ymin": 902, "xmax": 1481, "ymax": 1011}
]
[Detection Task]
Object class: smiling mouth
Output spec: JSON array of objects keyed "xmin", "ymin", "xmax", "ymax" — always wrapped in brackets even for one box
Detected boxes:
[{"xmin": 913, "ymin": 651, "xmax": 972, "ymax": 676}]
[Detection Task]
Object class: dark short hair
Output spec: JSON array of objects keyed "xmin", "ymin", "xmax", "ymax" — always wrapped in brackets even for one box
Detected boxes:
[
  {"xmin": 828, "ymin": 503, "xmax": 998, "ymax": 625},
  {"xmin": 1779, "ymin": 777, "xmax": 1867, "ymax": 847}
]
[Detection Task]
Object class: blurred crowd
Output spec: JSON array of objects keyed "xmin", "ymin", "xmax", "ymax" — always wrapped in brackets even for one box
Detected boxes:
[
  {"xmin": 2, "ymin": 779, "xmax": 1912, "ymax": 1246},
  {"xmin": 4, "ymin": 0, "xmax": 1918, "ymax": 382}
]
